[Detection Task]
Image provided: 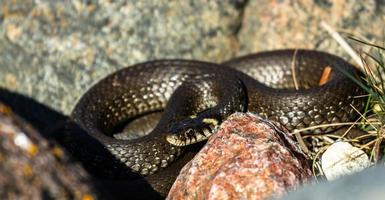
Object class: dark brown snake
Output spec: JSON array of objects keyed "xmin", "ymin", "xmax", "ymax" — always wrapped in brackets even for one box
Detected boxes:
[{"xmin": 69, "ymin": 49, "xmax": 366, "ymax": 196}]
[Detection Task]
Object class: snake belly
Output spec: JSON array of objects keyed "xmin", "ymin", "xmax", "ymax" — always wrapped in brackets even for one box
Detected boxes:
[{"xmin": 70, "ymin": 49, "xmax": 366, "ymax": 195}]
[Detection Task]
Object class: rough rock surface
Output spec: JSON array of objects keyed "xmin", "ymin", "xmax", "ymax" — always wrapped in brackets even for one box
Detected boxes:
[
  {"xmin": 238, "ymin": 0, "xmax": 385, "ymax": 60},
  {"xmin": 1, "ymin": 0, "xmax": 383, "ymax": 114},
  {"xmin": 0, "ymin": 102, "xmax": 99, "ymax": 199},
  {"xmin": 280, "ymin": 166, "xmax": 385, "ymax": 200},
  {"xmin": 167, "ymin": 112, "xmax": 312, "ymax": 200},
  {"xmin": 0, "ymin": 0, "xmax": 246, "ymax": 114}
]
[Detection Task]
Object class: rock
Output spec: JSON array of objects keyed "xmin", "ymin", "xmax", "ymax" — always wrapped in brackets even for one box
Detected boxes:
[
  {"xmin": 167, "ymin": 112, "xmax": 312, "ymax": 200},
  {"xmin": 279, "ymin": 166, "xmax": 385, "ymax": 200},
  {"xmin": 1, "ymin": 0, "xmax": 383, "ymax": 114},
  {"xmin": 238, "ymin": 0, "xmax": 385, "ymax": 60},
  {"xmin": 0, "ymin": 0, "xmax": 246, "ymax": 114},
  {"xmin": 0, "ymin": 102, "xmax": 100, "ymax": 199},
  {"xmin": 321, "ymin": 141, "xmax": 371, "ymax": 181}
]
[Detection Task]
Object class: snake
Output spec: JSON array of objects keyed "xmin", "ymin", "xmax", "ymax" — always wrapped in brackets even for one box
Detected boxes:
[{"xmin": 69, "ymin": 49, "xmax": 366, "ymax": 196}]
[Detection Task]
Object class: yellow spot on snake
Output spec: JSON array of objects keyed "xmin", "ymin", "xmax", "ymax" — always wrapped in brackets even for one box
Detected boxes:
[
  {"xmin": 190, "ymin": 115, "xmax": 197, "ymax": 119},
  {"xmin": 202, "ymin": 118, "xmax": 218, "ymax": 126},
  {"xmin": 166, "ymin": 135, "xmax": 182, "ymax": 146}
]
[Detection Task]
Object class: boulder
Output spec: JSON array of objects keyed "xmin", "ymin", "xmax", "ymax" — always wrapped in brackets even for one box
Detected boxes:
[
  {"xmin": 167, "ymin": 112, "xmax": 312, "ymax": 200},
  {"xmin": 0, "ymin": 0, "xmax": 246, "ymax": 114}
]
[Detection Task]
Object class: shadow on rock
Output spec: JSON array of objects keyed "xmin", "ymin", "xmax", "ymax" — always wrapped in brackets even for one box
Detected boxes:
[{"xmin": 0, "ymin": 88, "xmax": 163, "ymax": 200}]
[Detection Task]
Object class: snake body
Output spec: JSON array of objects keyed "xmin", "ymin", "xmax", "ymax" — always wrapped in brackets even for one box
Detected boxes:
[{"xmin": 70, "ymin": 49, "xmax": 365, "ymax": 195}]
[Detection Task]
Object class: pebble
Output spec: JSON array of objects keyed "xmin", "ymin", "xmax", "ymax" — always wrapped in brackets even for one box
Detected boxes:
[{"xmin": 321, "ymin": 141, "xmax": 371, "ymax": 181}]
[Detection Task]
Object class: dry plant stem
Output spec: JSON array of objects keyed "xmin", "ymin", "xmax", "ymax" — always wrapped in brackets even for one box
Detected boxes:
[
  {"xmin": 358, "ymin": 129, "xmax": 385, "ymax": 152},
  {"xmin": 312, "ymin": 145, "xmax": 329, "ymax": 181},
  {"xmin": 340, "ymin": 125, "xmax": 355, "ymax": 139},
  {"xmin": 302, "ymin": 134, "xmax": 340, "ymax": 139},
  {"xmin": 354, "ymin": 94, "xmax": 370, "ymax": 98},
  {"xmin": 359, "ymin": 139, "xmax": 378, "ymax": 150},
  {"xmin": 340, "ymin": 115, "xmax": 363, "ymax": 138},
  {"xmin": 291, "ymin": 49, "xmax": 299, "ymax": 90},
  {"xmin": 361, "ymin": 54, "xmax": 382, "ymax": 90},
  {"xmin": 312, "ymin": 162, "xmax": 324, "ymax": 182},
  {"xmin": 348, "ymin": 136, "xmax": 373, "ymax": 143},
  {"xmin": 321, "ymin": 136, "xmax": 335, "ymax": 143},
  {"xmin": 320, "ymin": 21, "xmax": 364, "ymax": 71},
  {"xmin": 348, "ymin": 36, "xmax": 385, "ymax": 51},
  {"xmin": 293, "ymin": 131, "xmax": 311, "ymax": 155},
  {"xmin": 289, "ymin": 121, "xmax": 382, "ymax": 135},
  {"xmin": 367, "ymin": 117, "xmax": 381, "ymax": 122},
  {"xmin": 350, "ymin": 104, "xmax": 378, "ymax": 131},
  {"xmin": 366, "ymin": 130, "xmax": 380, "ymax": 135},
  {"xmin": 371, "ymin": 127, "xmax": 385, "ymax": 162},
  {"xmin": 364, "ymin": 113, "xmax": 382, "ymax": 121},
  {"xmin": 372, "ymin": 137, "xmax": 382, "ymax": 162},
  {"xmin": 349, "ymin": 37, "xmax": 384, "ymax": 80},
  {"xmin": 302, "ymin": 132, "xmax": 376, "ymax": 141}
]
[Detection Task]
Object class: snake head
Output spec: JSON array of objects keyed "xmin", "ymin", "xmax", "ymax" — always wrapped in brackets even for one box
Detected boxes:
[{"xmin": 166, "ymin": 116, "xmax": 219, "ymax": 147}]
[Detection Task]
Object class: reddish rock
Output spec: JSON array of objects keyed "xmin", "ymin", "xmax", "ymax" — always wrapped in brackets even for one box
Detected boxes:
[
  {"xmin": 0, "ymin": 102, "xmax": 99, "ymax": 199},
  {"xmin": 167, "ymin": 112, "xmax": 312, "ymax": 200}
]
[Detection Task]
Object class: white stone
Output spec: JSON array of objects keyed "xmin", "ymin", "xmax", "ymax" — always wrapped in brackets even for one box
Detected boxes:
[{"xmin": 321, "ymin": 141, "xmax": 371, "ymax": 181}]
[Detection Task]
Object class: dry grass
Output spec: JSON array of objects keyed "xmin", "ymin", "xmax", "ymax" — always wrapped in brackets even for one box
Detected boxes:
[{"xmin": 291, "ymin": 22, "xmax": 385, "ymax": 180}]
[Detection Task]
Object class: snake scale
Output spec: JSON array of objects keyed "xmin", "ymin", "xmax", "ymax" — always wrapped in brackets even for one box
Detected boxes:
[{"xmin": 69, "ymin": 49, "xmax": 366, "ymax": 195}]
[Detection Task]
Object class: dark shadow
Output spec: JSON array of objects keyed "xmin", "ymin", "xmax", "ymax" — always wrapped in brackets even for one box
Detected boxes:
[
  {"xmin": 0, "ymin": 88, "xmax": 164, "ymax": 200},
  {"xmin": 0, "ymin": 88, "xmax": 67, "ymax": 135}
]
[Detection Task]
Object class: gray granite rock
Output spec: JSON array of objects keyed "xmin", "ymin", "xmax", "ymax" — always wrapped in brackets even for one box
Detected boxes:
[
  {"xmin": 280, "ymin": 166, "xmax": 385, "ymax": 200},
  {"xmin": 238, "ymin": 0, "xmax": 385, "ymax": 60},
  {"xmin": 0, "ymin": 0, "xmax": 246, "ymax": 114},
  {"xmin": 2, "ymin": 0, "xmax": 383, "ymax": 115}
]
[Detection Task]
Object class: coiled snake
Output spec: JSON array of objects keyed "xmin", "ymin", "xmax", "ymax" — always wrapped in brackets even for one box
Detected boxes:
[{"xmin": 69, "ymin": 49, "xmax": 365, "ymax": 195}]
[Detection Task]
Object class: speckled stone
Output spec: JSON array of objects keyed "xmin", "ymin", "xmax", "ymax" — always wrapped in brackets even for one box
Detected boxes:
[
  {"xmin": 0, "ymin": 102, "xmax": 99, "ymax": 199},
  {"xmin": 0, "ymin": 0, "xmax": 246, "ymax": 114},
  {"xmin": 238, "ymin": 0, "xmax": 385, "ymax": 60},
  {"xmin": 167, "ymin": 112, "xmax": 312, "ymax": 200}
]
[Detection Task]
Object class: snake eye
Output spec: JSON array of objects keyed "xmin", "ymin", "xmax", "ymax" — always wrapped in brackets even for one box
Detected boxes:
[{"xmin": 185, "ymin": 128, "xmax": 195, "ymax": 138}]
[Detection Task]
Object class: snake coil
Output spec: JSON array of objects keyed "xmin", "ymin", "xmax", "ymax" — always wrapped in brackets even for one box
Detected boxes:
[{"xmin": 70, "ymin": 49, "xmax": 366, "ymax": 195}]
